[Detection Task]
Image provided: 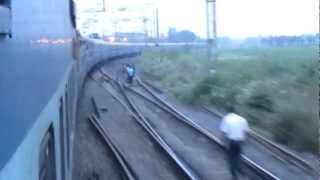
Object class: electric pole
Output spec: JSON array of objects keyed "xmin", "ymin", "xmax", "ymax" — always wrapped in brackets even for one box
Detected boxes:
[
  {"xmin": 206, "ymin": 0, "xmax": 217, "ymax": 48},
  {"xmin": 206, "ymin": 0, "xmax": 217, "ymax": 60},
  {"xmin": 155, "ymin": 7, "xmax": 160, "ymax": 46},
  {"xmin": 142, "ymin": 17, "xmax": 148, "ymax": 46},
  {"xmin": 102, "ymin": 0, "xmax": 106, "ymax": 12}
]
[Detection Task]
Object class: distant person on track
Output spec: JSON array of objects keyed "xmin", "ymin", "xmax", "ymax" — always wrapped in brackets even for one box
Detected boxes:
[
  {"xmin": 220, "ymin": 106, "xmax": 249, "ymax": 180},
  {"xmin": 125, "ymin": 64, "xmax": 135, "ymax": 84}
]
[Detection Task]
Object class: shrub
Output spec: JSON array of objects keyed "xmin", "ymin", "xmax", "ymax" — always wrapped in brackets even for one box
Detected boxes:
[
  {"xmin": 246, "ymin": 93, "xmax": 273, "ymax": 112},
  {"xmin": 137, "ymin": 46, "xmax": 318, "ymax": 153},
  {"xmin": 272, "ymin": 108, "xmax": 318, "ymax": 152}
]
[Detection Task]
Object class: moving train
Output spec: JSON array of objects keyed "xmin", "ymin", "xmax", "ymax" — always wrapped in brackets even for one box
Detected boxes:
[{"xmin": 0, "ymin": 0, "xmax": 139, "ymax": 179}]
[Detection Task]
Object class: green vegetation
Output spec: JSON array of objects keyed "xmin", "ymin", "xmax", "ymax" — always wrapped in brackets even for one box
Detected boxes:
[{"xmin": 137, "ymin": 46, "xmax": 318, "ymax": 153}]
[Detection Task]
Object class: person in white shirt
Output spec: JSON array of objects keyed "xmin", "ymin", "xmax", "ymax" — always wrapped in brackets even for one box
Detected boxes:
[{"xmin": 220, "ymin": 106, "xmax": 249, "ymax": 179}]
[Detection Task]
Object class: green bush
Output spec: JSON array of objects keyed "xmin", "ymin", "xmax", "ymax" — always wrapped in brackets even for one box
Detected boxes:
[
  {"xmin": 137, "ymin": 46, "xmax": 319, "ymax": 153},
  {"xmin": 272, "ymin": 108, "xmax": 317, "ymax": 152}
]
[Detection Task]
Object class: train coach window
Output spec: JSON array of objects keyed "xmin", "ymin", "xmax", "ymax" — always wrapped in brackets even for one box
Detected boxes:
[{"xmin": 39, "ymin": 125, "xmax": 56, "ymax": 180}]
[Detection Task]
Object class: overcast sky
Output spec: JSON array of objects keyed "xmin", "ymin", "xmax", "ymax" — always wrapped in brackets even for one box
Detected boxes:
[{"xmin": 77, "ymin": 0, "xmax": 319, "ymax": 39}]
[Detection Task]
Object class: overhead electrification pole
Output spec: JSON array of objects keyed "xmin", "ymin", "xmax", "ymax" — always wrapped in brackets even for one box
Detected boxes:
[
  {"xmin": 102, "ymin": 0, "xmax": 106, "ymax": 12},
  {"xmin": 206, "ymin": 0, "xmax": 217, "ymax": 48},
  {"xmin": 142, "ymin": 17, "xmax": 148, "ymax": 46},
  {"xmin": 155, "ymin": 7, "xmax": 160, "ymax": 46},
  {"xmin": 153, "ymin": 0, "xmax": 160, "ymax": 46},
  {"xmin": 206, "ymin": 0, "xmax": 217, "ymax": 60}
]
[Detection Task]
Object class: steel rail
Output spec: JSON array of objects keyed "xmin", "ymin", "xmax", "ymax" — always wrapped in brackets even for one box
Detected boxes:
[
  {"xmin": 88, "ymin": 114, "xmax": 138, "ymax": 180},
  {"xmin": 139, "ymin": 78, "xmax": 318, "ymax": 177},
  {"xmin": 202, "ymin": 106, "xmax": 318, "ymax": 177},
  {"xmin": 135, "ymin": 78, "xmax": 281, "ymax": 180},
  {"xmin": 125, "ymin": 85, "xmax": 284, "ymax": 180},
  {"xmin": 93, "ymin": 69, "xmax": 200, "ymax": 180},
  {"xmin": 118, "ymin": 83, "xmax": 200, "ymax": 180}
]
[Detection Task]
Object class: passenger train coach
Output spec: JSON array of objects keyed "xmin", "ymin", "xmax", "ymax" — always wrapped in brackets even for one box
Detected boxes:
[{"xmin": 0, "ymin": 0, "xmax": 140, "ymax": 179}]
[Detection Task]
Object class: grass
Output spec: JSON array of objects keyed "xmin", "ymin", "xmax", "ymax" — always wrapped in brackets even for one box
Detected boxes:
[{"xmin": 137, "ymin": 46, "xmax": 319, "ymax": 153}]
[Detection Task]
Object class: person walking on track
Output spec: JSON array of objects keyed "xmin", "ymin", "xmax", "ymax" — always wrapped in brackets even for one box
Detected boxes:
[
  {"xmin": 125, "ymin": 64, "xmax": 135, "ymax": 84},
  {"xmin": 220, "ymin": 106, "xmax": 249, "ymax": 180}
]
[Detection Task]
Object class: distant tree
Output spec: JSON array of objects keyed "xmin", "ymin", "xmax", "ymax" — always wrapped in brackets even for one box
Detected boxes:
[{"xmin": 168, "ymin": 29, "xmax": 197, "ymax": 42}]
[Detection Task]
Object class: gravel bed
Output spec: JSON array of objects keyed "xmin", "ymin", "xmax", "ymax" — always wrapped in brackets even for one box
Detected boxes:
[
  {"xmin": 145, "ymin": 85, "xmax": 316, "ymax": 180},
  {"xmin": 126, "ymin": 90, "xmax": 247, "ymax": 180},
  {"xmin": 91, "ymin": 79, "xmax": 186, "ymax": 180},
  {"xmin": 72, "ymin": 79, "xmax": 126, "ymax": 180}
]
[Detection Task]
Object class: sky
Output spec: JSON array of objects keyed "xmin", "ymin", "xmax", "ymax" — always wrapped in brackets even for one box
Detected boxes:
[{"xmin": 76, "ymin": 0, "xmax": 319, "ymax": 39}]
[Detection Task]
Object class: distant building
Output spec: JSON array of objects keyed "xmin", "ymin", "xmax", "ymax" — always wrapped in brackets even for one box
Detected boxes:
[{"xmin": 104, "ymin": 32, "xmax": 146, "ymax": 42}]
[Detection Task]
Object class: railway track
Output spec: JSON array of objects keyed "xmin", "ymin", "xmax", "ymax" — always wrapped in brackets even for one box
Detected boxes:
[
  {"xmin": 88, "ymin": 114, "xmax": 137, "ymax": 180},
  {"xmin": 132, "ymin": 77, "xmax": 318, "ymax": 180},
  {"xmin": 201, "ymin": 106, "xmax": 319, "ymax": 177},
  {"xmin": 90, "ymin": 70, "xmax": 198, "ymax": 180},
  {"xmin": 99, "ymin": 67, "xmax": 280, "ymax": 180}
]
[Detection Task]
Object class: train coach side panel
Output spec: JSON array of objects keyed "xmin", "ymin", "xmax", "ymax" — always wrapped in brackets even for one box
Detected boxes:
[
  {"xmin": 1, "ymin": 27, "xmax": 141, "ymax": 180},
  {"xmin": 0, "ymin": 0, "xmax": 142, "ymax": 178},
  {"xmin": 0, "ymin": 0, "xmax": 75, "ymax": 177}
]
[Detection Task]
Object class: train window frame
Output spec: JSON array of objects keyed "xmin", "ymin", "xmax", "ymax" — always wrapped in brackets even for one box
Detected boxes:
[
  {"xmin": 69, "ymin": 0, "xmax": 76, "ymax": 28},
  {"xmin": 0, "ymin": 0, "xmax": 12, "ymax": 38},
  {"xmin": 65, "ymin": 89, "xmax": 71, "ymax": 169},
  {"xmin": 59, "ymin": 97, "xmax": 66, "ymax": 180},
  {"xmin": 39, "ymin": 125, "xmax": 57, "ymax": 180},
  {"xmin": 0, "ymin": 0, "xmax": 10, "ymax": 7}
]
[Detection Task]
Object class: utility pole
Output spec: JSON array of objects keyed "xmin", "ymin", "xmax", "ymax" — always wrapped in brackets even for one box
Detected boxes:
[
  {"xmin": 155, "ymin": 7, "xmax": 160, "ymax": 46},
  {"xmin": 102, "ymin": 0, "xmax": 106, "ymax": 12},
  {"xmin": 113, "ymin": 21, "xmax": 118, "ymax": 41},
  {"xmin": 142, "ymin": 17, "xmax": 148, "ymax": 46},
  {"xmin": 206, "ymin": 0, "xmax": 217, "ymax": 47},
  {"xmin": 206, "ymin": 0, "xmax": 217, "ymax": 60},
  {"xmin": 212, "ymin": 0, "xmax": 217, "ymax": 49}
]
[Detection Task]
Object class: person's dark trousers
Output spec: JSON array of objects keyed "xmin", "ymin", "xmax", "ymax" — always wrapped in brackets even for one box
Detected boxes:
[
  {"xmin": 228, "ymin": 140, "xmax": 243, "ymax": 180},
  {"xmin": 127, "ymin": 75, "xmax": 133, "ymax": 84}
]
